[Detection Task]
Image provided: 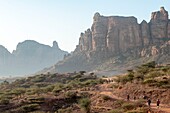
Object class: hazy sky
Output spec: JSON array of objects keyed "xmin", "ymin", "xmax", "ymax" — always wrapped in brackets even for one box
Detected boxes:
[{"xmin": 0, "ymin": 0, "xmax": 169, "ymax": 53}]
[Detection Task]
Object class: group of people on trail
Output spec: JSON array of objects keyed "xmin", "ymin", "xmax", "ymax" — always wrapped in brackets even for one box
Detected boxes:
[
  {"xmin": 147, "ymin": 98, "xmax": 160, "ymax": 108},
  {"xmin": 126, "ymin": 94, "xmax": 160, "ymax": 108}
]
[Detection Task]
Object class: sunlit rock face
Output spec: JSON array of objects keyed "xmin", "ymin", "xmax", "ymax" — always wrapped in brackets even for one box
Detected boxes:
[
  {"xmin": 75, "ymin": 7, "xmax": 170, "ymax": 57},
  {"xmin": 45, "ymin": 7, "xmax": 170, "ymax": 74}
]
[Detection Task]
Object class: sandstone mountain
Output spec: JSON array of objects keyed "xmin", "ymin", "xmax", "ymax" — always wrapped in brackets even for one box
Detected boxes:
[
  {"xmin": 42, "ymin": 7, "xmax": 170, "ymax": 74},
  {"xmin": 0, "ymin": 40, "xmax": 68, "ymax": 76}
]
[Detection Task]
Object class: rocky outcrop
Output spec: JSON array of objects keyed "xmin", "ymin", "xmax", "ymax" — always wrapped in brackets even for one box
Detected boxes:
[
  {"xmin": 76, "ymin": 13, "xmax": 143, "ymax": 55},
  {"xmin": 75, "ymin": 7, "xmax": 170, "ymax": 57},
  {"xmin": 151, "ymin": 7, "xmax": 168, "ymax": 21},
  {"xmin": 150, "ymin": 7, "xmax": 169, "ymax": 45},
  {"xmin": 43, "ymin": 7, "xmax": 170, "ymax": 74},
  {"xmin": 0, "ymin": 40, "xmax": 68, "ymax": 76}
]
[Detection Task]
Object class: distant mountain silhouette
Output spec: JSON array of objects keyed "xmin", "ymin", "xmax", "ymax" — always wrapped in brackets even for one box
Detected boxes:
[{"xmin": 0, "ymin": 40, "xmax": 68, "ymax": 76}]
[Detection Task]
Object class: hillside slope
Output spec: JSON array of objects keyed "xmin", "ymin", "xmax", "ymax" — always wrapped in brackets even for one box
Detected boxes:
[{"xmin": 0, "ymin": 63, "xmax": 169, "ymax": 113}]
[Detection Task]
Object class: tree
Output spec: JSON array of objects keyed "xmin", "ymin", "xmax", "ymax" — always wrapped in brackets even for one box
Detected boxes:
[
  {"xmin": 79, "ymin": 98, "xmax": 91, "ymax": 113},
  {"xmin": 12, "ymin": 88, "xmax": 26, "ymax": 98}
]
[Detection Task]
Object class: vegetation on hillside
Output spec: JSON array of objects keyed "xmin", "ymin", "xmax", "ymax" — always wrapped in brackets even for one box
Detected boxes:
[
  {"xmin": 0, "ymin": 61, "xmax": 169, "ymax": 113},
  {"xmin": 115, "ymin": 61, "xmax": 170, "ymax": 88}
]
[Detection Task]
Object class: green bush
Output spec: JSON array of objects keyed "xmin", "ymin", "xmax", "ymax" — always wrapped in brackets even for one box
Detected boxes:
[
  {"xmin": 113, "ymin": 100, "xmax": 125, "ymax": 107},
  {"xmin": 107, "ymin": 109, "xmax": 124, "ymax": 113},
  {"xmin": 122, "ymin": 103, "xmax": 135, "ymax": 111},
  {"xmin": 28, "ymin": 97, "xmax": 45, "ymax": 104},
  {"xmin": 52, "ymin": 83, "xmax": 64, "ymax": 94},
  {"xmin": 112, "ymin": 84, "xmax": 119, "ymax": 88},
  {"xmin": 126, "ymin": 110, "xmax": 146, "ymax": 113},
  {"xmin": 119, "ymin": 75, "xmax": 132, "ymax": 84},
  {"xmin": 58, "ymin": 107, "xmax": 72, "ymax": 113},
  {"xmin": 65, "ymin": 91, "xmax": 77, "ymax": 99},
  {"xmin": 21, "ymin": 104, "xmax": 40, "ymax": 112},
  {"xmin": 31, "ymin": 76, "xmax": 45, "ymax": 82},
  {"xmin": 0, "ymin": 98, "xmax": 9, "ymax": 105},
  {"xmin": 28, "ymin": 111, "xmax": 45, "ymax": 113},
  {"xmin": 42, "ymin": 85, "xmax": 54, "ymax": 93},
  {"xmin": 135, "ymin": 99, "xmax": 146, "ymax": 106},
  {"xmin": 22, "ymin": 104, "xmax": 39, "ymax": 111},
  {"xmin": 145, "ymin": 71, "xmax": 164, "ymax": 79},
  {"xmin": 143, "ymin": 78, "xmax": 157, "ymax": 84},
  {"xmin": 79, "ymin": 98, "xmax": 91, "ymax": 113},
  {"xmin": 157, "ymin": 80, "xmax": 169, "ymax": 87},
  {"xmin": 134, "ymin": 73, "xmax": 144, "ymax": 80},
  {"xmin": 102, "ymin": 95, "xmax": 111, "ymax": 101},
  {"xmin": 12, "ymin": 88, "xmax": 26, "ymax": 97},
  {"xmin": 161, "ymin": 84, "xmax": 170, "ymax": 88},
  {"xmin": 142, "ymin": 61, "xmax": 156, "ymax": 68}
]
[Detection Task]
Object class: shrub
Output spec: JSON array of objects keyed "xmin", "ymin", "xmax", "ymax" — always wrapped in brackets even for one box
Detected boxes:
[
  {"xmin": 0, "ymin": 98, "xmax": 9, "ymax": 105},
  {"xmin": 29, "ymin": 87, "xmax": 42, "ymax": 96},
  {"xmin": 143, "ymin": 78, "xmax": 157, "ymax": 84},
  {"xmin": 31, "ymin": 76, "xmax": 45, "ymax": 82},
  {"xmin": 122, "ymin": 103, "xmax": 135, "ymax": 111},
  {"xmin": 10, "ymin": 104, "xmax": 39, "ymax": 113},
  {"xmin": 134, "ymin": 73, "xmax": 144, "ymax": 81},
  {"xmin": 119, "ymin": 75, "xmax": 131, "ymax": 84},
  {"xmin": 157, "ymin": 80, "xmax": 169, "ymax": 87},
  {"xmin": 114, "ymin": 76, "xmax": 121, "ymax": 83},
  {"xmin": 42, "ymin": 85, "xmax": 54, "ymax": 93},
  {"xmin": 79, "ymin": 98, "xmax": 91, "ymax": 113},
  {"xmin": 136, "ymin": 67, "xmax": 149, "ymax": 75},
  {"xmin": 102, "ymin": 95, "xmax": 111, "ymax": 101},
  {"xmin": 12, "ymin": 88, "xmax": 26, "ymax": 97},
  {"xmin": 28, "ymin": 97, "xmax": 45, "ymax": 104},
  {"xmin": 126, "ymin": 110, "xmax": 146, "ymax": 113},
  {"xmin": 161, "ymin": 84, "xmax": 170, "ymax": 88},
  {"xmin": 58, "ymin": 107, "xmax": 72, "ymax": 113},
  {"xmin": 134, "ymin": 99, "xmax": 146, "ymax": 108},
  {"xmin": 107, "ymin": 109, "xmax": 124, "ymax": 113},
  {"xmin": 112, "ymin": 84, "xmax": 119, "ymax": 88},
  {"xmin": 161, "ymin": 67, "xmax": 169, "ymax": 72},
  {"xmin": 113, "ymin": 100, "xmax": 125, "ymax": 107},
  {"xmin": 65, "ymin": 91, "xmax": 77, "ymax": 99},
  {"xmin": 145, "ymin": 71, "xmax": 164, "ymax": 79},
  {"xmin": 142, "ymin": 61, "xmax": 156, "ymax": 68},
  {"xmin": 21, "ymin": 104, "xmax": 40, "ymax": 112},
  {"xmin": 28, "ymin": 111, "xmax": 45, "ymax": 113},
  {"xmin": 52, "ymin": 83, "xmax": 64, "ymax": 95}
]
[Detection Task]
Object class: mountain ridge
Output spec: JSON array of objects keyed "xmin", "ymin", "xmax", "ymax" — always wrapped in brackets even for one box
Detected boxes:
[
  {"xmin": 0, "ymin": 40, "xmax": 68, "ymax": 76},
  {"xmin": 41, "ymin": 7, "xmax": 170, "ymax": 74}
]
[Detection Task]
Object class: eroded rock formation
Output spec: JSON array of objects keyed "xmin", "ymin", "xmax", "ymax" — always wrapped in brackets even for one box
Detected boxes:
[
  {"xmin": 76, "ymin": 7, "xmax": 169, "ymax": 55},
  {"xmin": 46, "ymin": 7, "xmax": 170, "ymax": 74}
]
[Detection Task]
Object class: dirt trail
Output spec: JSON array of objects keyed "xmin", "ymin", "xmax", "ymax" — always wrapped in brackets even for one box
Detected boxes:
[{"xmin": 98, "ymin": 83, "xmax": 170, "ymax": 113}]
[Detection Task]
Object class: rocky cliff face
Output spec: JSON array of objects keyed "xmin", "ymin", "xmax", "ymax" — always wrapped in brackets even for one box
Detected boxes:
[
  {"xmin": 0, "ymin": 40, "xmax": 68, "ymax": 76},
  {"xmin": 76, "ymin": 7, "xmax": 169, "ymax": 54},
  {"xmin": 43, "ymin": 7, "xmax": 170, "ymax": 74}
]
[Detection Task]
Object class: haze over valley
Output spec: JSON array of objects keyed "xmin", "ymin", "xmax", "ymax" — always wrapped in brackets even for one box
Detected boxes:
[{"xmin": 0, "ymin": 40, "xmax": 68, "ymax": 76}]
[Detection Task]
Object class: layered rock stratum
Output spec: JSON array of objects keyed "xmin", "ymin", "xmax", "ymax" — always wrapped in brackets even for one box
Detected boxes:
[{"xmin": 42, "ymin": 7, "xmax": 170, "ymax": 74}]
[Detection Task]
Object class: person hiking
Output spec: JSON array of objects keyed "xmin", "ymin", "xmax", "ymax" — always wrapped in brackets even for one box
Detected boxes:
[
  {"xmin": 157, "ymin": 99, "xmax": 160, "ymax": 108},
  {"xmin": 147, "ymin": 98, "xmax": 151, "ymax": 107},
  {"xmin": 127, "ymin": 94, "xmax": 130, "ymax": 101},
  {"xmin": 133, "ymin": 96, "xmax": 136, "ymax": 101}
]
